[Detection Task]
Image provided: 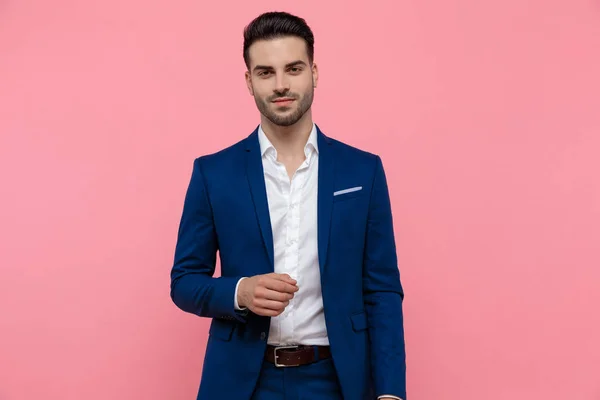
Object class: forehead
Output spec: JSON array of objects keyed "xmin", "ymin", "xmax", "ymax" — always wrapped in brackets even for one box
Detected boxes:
[{"xmin": 247, "ymin": 36, "xmax": 309, "ymax": 68}]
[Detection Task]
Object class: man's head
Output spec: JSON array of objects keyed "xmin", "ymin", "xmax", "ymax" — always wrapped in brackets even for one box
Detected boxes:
[{"xmin": 243, "ymin": 12, "xmax": 318, "ymax": 127}]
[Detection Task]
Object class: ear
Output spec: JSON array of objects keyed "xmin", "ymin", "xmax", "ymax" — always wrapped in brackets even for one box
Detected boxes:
[
  {"xmin": 245, "ymin": 70, "xmax": 254, "ymax": 96},
  {"xmin": 312, "ymin": 62, "xmax": 319, "ymax": 88}
]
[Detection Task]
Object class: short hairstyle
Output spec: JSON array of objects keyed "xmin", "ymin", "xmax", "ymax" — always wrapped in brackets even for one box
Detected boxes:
[{"xmin": 243, "ymin": 11, "xmax": 315, "ymax": 69}]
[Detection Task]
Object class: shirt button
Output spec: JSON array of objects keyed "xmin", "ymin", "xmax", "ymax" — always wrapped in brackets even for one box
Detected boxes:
[{"xmin": 260, "ymin": 332, "xmax": 266, "ymax": 341}]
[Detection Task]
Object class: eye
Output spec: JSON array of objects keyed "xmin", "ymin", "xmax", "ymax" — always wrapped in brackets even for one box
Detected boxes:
[
  {"xmin": 289, "ymin": 67, "xmax": 302, "ymax": 73},
  {"xmin": 258, "ymin": 71, "xmax": 272, "ymax": 77}
]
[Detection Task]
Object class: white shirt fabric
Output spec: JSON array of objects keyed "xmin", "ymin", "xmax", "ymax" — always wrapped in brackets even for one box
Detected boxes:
[
  {"xmin": 234, "ymin": 123, "xmax": 329, "ymax": 346},
  {"xmin": 233, "ymin": 123, "xmax": 402, "ymax": 400}
]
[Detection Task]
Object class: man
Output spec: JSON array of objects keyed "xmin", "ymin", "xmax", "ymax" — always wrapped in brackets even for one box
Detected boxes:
[{"xmin": 170, "ymin": 11, "xmax": 406, "ymax": 400}]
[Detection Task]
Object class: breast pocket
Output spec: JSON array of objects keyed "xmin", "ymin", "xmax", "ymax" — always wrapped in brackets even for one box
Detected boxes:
[{"xmin": 333, "ymin": 186, "xmax": 365, "ymax": 202}]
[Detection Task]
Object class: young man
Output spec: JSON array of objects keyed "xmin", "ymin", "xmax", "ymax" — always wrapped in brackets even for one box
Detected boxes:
[{"xmin": 170, "ymin": 11, "xmax": 406, "ymax": 400}]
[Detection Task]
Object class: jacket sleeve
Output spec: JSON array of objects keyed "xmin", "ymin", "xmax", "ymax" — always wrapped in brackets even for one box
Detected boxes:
[
  {"xmin": 170, "ymin": 157, "xmax": 247, "ymax": 322},
  {"xmin": 363, "ymin": 155, "xmax": 407, "ymax": 399}
]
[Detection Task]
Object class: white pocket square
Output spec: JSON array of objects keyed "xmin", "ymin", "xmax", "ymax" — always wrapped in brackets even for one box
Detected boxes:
[{"xmin": 333, "ymin": 186, "xmax": 363, "ymax": 196}]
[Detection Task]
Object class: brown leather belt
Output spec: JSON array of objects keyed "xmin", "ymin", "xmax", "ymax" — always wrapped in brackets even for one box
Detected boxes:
[{"xmin": 265, "ymin": 345, "xmax": 331, "ymax": 367}]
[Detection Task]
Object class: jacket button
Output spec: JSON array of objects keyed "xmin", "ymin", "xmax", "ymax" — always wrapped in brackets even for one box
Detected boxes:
[{"xmin": 260, "ymin": 332, "xmax": 266, "ymax": 341}]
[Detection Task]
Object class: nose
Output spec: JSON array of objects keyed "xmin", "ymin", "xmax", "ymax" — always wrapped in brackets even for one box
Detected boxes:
[{"xmin": 273, "ymin": 72, "xmax": 290, "ymax": 94}]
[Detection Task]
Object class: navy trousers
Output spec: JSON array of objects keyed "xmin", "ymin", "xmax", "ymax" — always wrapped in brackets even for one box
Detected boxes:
[{"xmin": 250, "ymin": 357, "xmax": 343, "ymax": 400}]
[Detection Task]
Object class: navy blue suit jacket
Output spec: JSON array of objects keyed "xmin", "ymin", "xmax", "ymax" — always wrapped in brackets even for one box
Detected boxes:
[{"xmin": 170, "ymin": 125, "xmax": 407, "ymax": 400}]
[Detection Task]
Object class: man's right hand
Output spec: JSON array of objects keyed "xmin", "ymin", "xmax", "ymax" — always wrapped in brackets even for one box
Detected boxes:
[{"xmin": 237, "ymin": 273, "xmax": 299, "ymax": 316}]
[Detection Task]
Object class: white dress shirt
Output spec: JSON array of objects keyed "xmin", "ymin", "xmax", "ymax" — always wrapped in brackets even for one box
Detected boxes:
[
  {"xmin": 233, "ymin": 123, "xmax": 401, "ymax": 400},
  {"xmin": 235, "ymin": 123, "xmax": 328, "ymax": 346}
]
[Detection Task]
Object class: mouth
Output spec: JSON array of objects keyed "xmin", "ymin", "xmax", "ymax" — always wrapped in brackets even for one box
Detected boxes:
[{"xmin": 272, "ymin": 98, "xmax": 295, "ymax": 106}]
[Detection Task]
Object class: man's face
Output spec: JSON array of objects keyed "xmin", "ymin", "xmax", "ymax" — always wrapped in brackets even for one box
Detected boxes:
[{"xmin": 245, "ymin": 36, "xmax": 318, "ymax": 127}]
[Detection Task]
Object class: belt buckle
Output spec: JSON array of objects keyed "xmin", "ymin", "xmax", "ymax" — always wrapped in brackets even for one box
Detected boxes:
[{"xmin": 274, "ymin": 345, "xmax": 300, "ymax": 368}]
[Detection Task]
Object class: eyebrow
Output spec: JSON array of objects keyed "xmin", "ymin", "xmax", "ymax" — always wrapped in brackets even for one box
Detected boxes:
[{"xmin": 252, "ymin": 60, "xmax": 308, "ymax": 73}]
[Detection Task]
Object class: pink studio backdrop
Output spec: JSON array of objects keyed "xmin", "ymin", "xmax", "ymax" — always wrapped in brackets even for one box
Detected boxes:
[{"xmin": 1, "ymin": 1, "xmax": 599, "ymax": 399}]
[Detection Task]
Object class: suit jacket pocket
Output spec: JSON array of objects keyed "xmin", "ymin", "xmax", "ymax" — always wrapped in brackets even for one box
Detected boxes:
[
  {"xmin": 209, "ymin": 319, "xmax": 235, "ymax": 341},
  {"xmin": 350, "ymin": 311, "xmax": 368, "ymax": 332},
  {"xmin": 333, "ymin": 188, "xmax": 365, "ymax": 202}
]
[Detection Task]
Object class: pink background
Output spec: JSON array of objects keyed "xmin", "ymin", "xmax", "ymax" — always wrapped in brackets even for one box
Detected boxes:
[{"xmin": 1, "ymin": 1, "xmax": 599, "ymax": 399}]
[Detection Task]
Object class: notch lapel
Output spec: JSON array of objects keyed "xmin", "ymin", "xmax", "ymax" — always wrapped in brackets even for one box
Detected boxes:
[
  {"xmin": 245, "ymin": 129, "xmax": 275, "ymax": 270},
  {"xmin": 317, "ymin": 126, "xmax": 335, "ymax": 274}
]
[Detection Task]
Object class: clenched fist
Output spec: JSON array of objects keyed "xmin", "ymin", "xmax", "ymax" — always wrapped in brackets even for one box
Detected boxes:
[{"xmin": 237, "ymin": 273, "xmax": 299, "ymax": 316}]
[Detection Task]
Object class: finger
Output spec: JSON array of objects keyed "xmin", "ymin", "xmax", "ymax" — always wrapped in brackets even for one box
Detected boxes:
[
  {"xmin": 253, "ymin": 307, "xmax": 285, "ymax": 317},
  {"xmin": 253, "ymin": 298, "xmax": 289, "ymax": 311},
  {"xmin": 259, "ymin": 274, "xmax": 295, "ymax": 288},
  {"xmin": 260, "ymin": 288, "xmax": 294, "ymax": 302},
  {"xmin": 272, "ymin": 273, "xmax": 297, "ymax": 285},
  {"xmin": 263, "ymin": 279, "xmax": 298, "ymax": 294}
]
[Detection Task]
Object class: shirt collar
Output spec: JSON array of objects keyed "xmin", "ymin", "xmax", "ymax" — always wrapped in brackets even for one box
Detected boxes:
[{"xmin": 258, "ymin": 123, "xmax": 319, "ymax": 158}]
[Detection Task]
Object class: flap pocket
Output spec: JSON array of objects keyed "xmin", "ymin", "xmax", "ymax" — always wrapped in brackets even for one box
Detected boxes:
[
  {"xmin": 350, "ymin": 311, "xmax": 368, "ymax": 332},
  {"xmin": 209, "ymin": 319, "xmax": 235, "ymax": 341}
]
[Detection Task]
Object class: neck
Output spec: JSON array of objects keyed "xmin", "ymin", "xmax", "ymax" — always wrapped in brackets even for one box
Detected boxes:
[{"xmin": 260, "ymin": 110, "xmax": 314, "ymax": 159}]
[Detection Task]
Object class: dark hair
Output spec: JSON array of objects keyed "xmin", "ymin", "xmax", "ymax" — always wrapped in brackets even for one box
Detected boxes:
[{"xmin": 243, "ymin": 11, "xmax": 315, "ymax": 69}]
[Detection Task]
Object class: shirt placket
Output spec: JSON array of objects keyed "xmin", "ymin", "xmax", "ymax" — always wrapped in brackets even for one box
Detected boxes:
[{"xmin": 281, "ymin": 157, "xmax": 309, "ymax": 345}]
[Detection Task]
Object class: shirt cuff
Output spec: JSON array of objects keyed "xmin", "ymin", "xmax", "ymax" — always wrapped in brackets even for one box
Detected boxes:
[
  {"xmin": 378, "ymin": 396, "xmax": 402, "ymax": 400},
  {"xmin": 234, "ymin": 277, "xmax": 247, "ymax": 311}
]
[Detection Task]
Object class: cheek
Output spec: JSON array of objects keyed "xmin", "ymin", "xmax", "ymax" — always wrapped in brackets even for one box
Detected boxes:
[
  {"xmin": 296, "ymin": 78, "xmax": 314, "ymax": 94},
  {"xmin": 251, "ymin": 82, "xmax": 269, "ymax": 97}
]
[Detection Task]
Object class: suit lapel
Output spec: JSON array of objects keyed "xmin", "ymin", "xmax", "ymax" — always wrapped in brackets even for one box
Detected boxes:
[
  {"xmin": 245, "ymin": 128, "xmax": 275, "ymax": 270},
  {"xmin": 244, "ymin": 125, "xmax": 335, "ymax": 274},
  {"xmin": 317, "ymin": 126, "xmax": 335, "ymax": 274}
]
